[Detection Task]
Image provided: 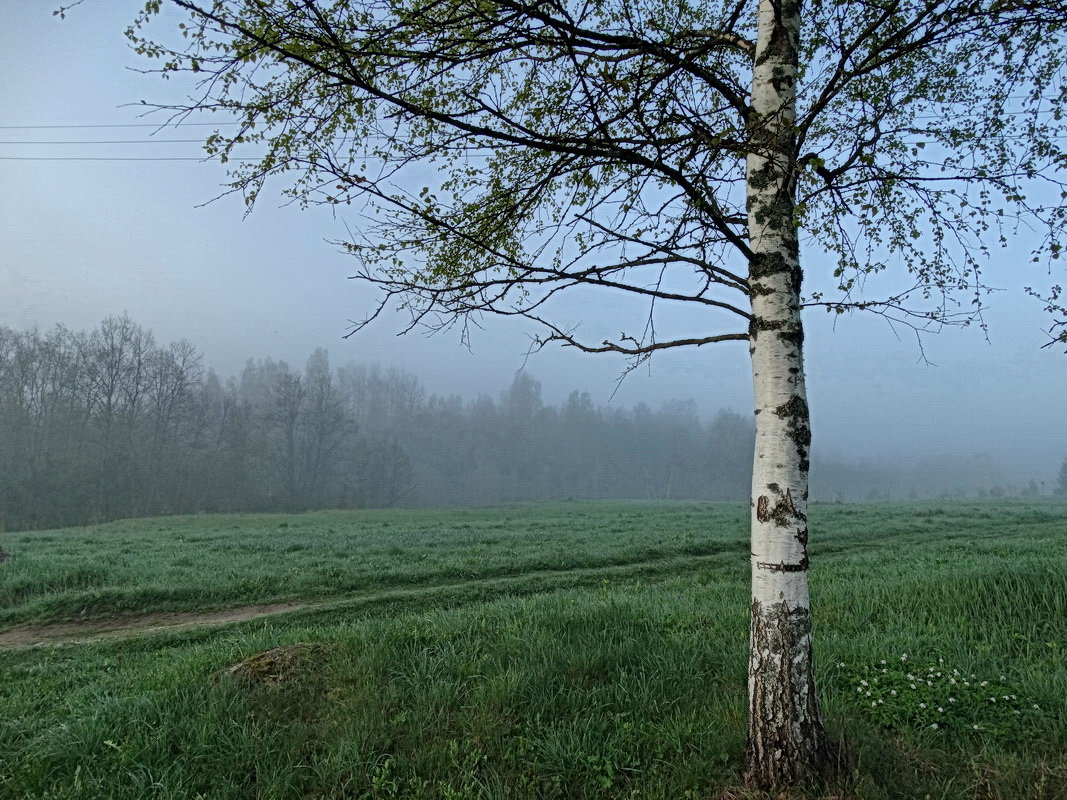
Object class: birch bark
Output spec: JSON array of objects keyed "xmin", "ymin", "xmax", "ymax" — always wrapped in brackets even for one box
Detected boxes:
[{"xmin": 743, "ymin": 0, "xmax": 828, "ymax": 788}]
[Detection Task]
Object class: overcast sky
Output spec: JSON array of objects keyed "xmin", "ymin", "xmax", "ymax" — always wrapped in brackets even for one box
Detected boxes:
[{"xmin": 2, "ymin": 0, "xmax": 1064, "ymax": 484}]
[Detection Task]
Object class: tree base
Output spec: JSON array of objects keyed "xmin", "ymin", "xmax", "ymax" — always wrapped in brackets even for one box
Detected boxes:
[{"xmin": 743, "ymin": 599, "xmax": 830, "ymax": 791}]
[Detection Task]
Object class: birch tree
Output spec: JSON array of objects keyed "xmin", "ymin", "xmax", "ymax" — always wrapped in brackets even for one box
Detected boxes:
[{"xmin": 130, "ymin": 0, "xmax": 1067, "ymax": 788}]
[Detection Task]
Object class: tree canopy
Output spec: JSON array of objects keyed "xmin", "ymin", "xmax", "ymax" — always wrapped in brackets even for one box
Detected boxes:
[{"xmin": 130, "ymin": 0, "xmax": 1067, "ymax": 356}]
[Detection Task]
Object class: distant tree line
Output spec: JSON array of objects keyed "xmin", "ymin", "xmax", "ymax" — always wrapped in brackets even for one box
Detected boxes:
[
  {"xmin": 0, "ymin": 318, "xmax": 1050, "ymax": 531},
  {"xmin": 386, "ymin": 370, "xmax": 754, "ymax": 507},
  {"xmin": 0, "ymin": 317, "xmax": 756, "ymax": 530},
  {"xmin": 0, "ymin": 318, "xmax": 414, "ymax": 530}
]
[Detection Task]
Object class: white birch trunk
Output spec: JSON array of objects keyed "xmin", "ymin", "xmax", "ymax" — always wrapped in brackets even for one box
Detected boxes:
[{"xmin": 743, "ymin": 0, "xmax": 828, "ymax": 788}]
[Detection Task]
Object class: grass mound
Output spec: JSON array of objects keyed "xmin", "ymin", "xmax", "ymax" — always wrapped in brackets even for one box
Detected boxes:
[{"xmin": 215, "ymin": 641, "xmax": 334, "ymax": 688}]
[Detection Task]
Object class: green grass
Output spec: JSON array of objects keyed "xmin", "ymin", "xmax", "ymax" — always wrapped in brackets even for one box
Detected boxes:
[
  {"xmin": 1, "ymin": 500, "xmax": 1065, "ymax": 799},
  {"xmin": 0, "ymin": 502, "xmax": 748, "ymax": 627}
]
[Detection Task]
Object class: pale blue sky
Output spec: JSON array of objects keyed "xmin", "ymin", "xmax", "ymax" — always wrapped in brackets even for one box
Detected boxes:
[{"xmin": 1, "ymin": 0, "xmax": 1064, "ymax": 483}]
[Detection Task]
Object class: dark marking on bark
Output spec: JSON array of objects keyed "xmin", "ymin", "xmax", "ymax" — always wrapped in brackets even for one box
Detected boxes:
[
  {"xmin": 776, "ymin": 327, "xmax": 804, "ymax": 349},
  {"xmin": 756, "ymin": 554, "xmax": 809, "ymax": 572},
  {"xmin": 746, "ymin": 162, "xmax": 780, "ymax": 195},
  {"xmin": 749, "ymin": 315, "xmax": 791, "ymax": 342},
  {"xmin": 774, "ymin": 394, "xmax": 811, "ymax": 474},
  {"xmin": 744, "ymin": 597, "xmax": 828, "ymax": 790},
  {"xmin": 752, "ymin": 317, "xmax": 787, "ymax": 332},
  {"xmin": 755, "ymin": 488, "xmax": 809, "ymax": 568},
  {"xmin": 749, "ymin": 280, "xmax": 776, "ymax": 296},
  {"xmin": 774, "ymin": 394, "xmax": 809, "ymax": 426},
  {"xmin": 755, "ymin": 0, "xmax": 800, "ymax": 67},
  {"xmin": 757, "ymin": 485, "xmax": 806, "ymax": 528},
  {"xmin": 770, "ymin": 486, "xmax": 806, "ymax": 525},
  {"xmin": 749, "ymin": 250, "xmax": 794, "ymax": 280}
]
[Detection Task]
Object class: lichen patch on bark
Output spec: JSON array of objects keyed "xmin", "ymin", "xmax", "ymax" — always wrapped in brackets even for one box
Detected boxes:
[{"xmin": 773, "ymin": 394, "xmax": 811, "ymax": 473}]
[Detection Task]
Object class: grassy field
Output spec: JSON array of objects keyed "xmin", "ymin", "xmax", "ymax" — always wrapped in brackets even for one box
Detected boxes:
[{"xmin": 1, "ymin": 500, "xmax": 1065, "ymax": 799}]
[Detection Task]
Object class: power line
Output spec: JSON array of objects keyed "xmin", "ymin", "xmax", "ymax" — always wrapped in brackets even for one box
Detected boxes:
[
  {"xmin": 0, "ymin": 140, "xmax": 206, "ymax": 144},
  {"xmin": 0, "ymin": 156, "xmax": 258, "ymax": 162},
  {"xmin": 0, "ymin": 122, "xmax": 240, "ymax": 130}
]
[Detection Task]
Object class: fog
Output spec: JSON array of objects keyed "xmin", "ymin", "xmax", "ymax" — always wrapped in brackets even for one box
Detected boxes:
[
  {"xmin": 0, "ymin": 317, "xmax": 1042, "ymax": 531},
  {"xmin": 2, "ymin": 0, "xmax": 1065, "ymax": 502}
]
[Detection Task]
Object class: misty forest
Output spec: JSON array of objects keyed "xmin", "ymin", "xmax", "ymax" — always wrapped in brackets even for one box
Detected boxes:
[{"xmin": 1, "ymin": 316, "xmax": 1045, "ymax": 533}]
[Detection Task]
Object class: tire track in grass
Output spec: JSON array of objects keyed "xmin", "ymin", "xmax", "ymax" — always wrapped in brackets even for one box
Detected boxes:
[
  {"xmin": 0, "ymin": 548, "xmax": 744, "ymax": 649},
  {"xmin": 7, "ymin": 510, "xmax": 1059, "ymax": 650},
  {"xmin": 0, "ymin": 539, "xmax": 744, "ymax": 629}
]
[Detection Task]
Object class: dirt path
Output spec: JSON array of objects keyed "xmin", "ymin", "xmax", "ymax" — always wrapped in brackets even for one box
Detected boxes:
[
  {"xmin": 0, "ymin": 550, "xmax": 732, "ymax": 650},
  {"xmin": 0, "ymin": 601, "xmax": 313, "ymax": 649}
]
